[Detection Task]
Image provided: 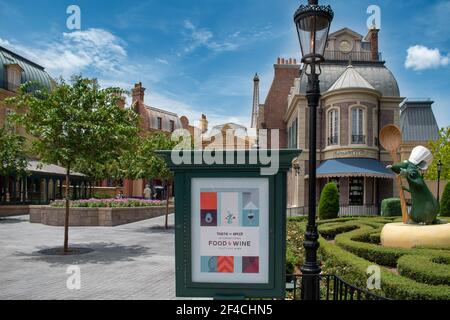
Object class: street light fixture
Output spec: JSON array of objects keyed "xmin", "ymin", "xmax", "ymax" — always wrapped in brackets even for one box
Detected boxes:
[
  {"xmin": 294, "ymin": 0, "xmax": 333, "ymax": 300},
  {"xmin": 437, "ymin": 160, "xmax": 443, "ymax": 206}
]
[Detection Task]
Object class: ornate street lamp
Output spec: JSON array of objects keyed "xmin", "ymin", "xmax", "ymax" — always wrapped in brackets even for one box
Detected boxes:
[
  {"xmin": 294, "ymin": 0, "xmax": 333, "ymax": 300},
  {"xmin": 437, "ymin": 160, "xmax": 443, "ymax": 205}
]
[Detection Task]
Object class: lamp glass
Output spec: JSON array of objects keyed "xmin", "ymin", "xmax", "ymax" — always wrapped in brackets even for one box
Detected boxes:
[{"xmin": 295, "ymin": 13, "xmax": 331, "ymax": 58}]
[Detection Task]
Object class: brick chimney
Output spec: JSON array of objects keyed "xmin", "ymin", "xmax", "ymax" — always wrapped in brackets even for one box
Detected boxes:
[
  {"xmin": 262, "ymin": 57, "xmax": 300, "ymax": 148},
  {"xmin": 117, "ymin": 95, "xmax": 126, "ymax": 109},
  {"xmin": 132, "ymin": 82, "xmax": 145, "ymax": 104},
  {"xmin": 367, "ymin": 27, "xmax": 379, "ymax": 61}
]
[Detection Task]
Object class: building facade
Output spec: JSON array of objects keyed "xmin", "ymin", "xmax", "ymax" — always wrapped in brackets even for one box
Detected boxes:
[{"xmin": 276, "ymin": 27, "xmax": 439, "ymax": 215}]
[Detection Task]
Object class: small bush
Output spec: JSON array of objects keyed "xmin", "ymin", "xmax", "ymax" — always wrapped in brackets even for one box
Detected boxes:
[
  {"xmin": 319, "ymin": 182, "xmax": 340, "ymax": 220},
  {"xmin": 440, "ymin": 182, "xmax": 450, "ymax": 217},
  {"xmin": 381, "ymin": 198, "xmax": 402, "ymax": 217}
]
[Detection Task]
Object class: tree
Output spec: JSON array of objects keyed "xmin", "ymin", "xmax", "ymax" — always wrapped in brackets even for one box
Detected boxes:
[
  {"xmin": 440, "ymin": 182, "xmax": 450, "ymax": 217},
  {"xmin": 0, "ymin": 127, "xmax": 28, "ymax": 178},
  {"xmin": 426, "ymin": 127, "xmax": 450, "ymax": 180},
  {"xmin": 318, "ymin": 182, "xmax": 340, "ymax": 220},
  {"xmin": 7, "ymin": 77, "xmax": 139, "ymax": 253},
  {"xmin": 134, "ymin": 133, "xmax": 176, "ymax": 229}
]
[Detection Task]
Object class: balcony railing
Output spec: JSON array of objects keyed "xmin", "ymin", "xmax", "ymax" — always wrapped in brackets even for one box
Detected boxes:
[
  {"xmin": 287, "ymin": 205, "xmax": 379, "ymax": 217},
  {"xmin": 324, "ymin": 50, "xmax": 382, "ymax": 62},
  {"xmin": 351, "ymin": 135, "xmax": 366, "ymax": 144},
  {"xmin": 327, "ymin": 135, "xmax": 338, "ymax": 146}
]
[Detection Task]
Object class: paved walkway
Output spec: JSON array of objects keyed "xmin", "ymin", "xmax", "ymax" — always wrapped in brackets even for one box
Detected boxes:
[{"xmin": 0, "ymin": 214, "xmax": 176, "ymax": 300}]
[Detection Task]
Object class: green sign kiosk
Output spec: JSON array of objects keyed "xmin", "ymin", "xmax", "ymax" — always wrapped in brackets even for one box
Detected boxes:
[{"xmin": 158, "ymin": 150, "xmax": 300, "ymax": 299}]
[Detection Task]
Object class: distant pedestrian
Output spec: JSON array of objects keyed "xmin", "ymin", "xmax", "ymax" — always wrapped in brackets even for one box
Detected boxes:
[{"xmin": 144, "ymin": 184, "xmax": 151, "ymax": 200}]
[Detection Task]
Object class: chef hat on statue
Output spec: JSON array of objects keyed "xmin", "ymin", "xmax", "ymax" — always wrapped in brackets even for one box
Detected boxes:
[{"xmin": 409, "ymin": 146, "xmax": 433, "ymax": 170}]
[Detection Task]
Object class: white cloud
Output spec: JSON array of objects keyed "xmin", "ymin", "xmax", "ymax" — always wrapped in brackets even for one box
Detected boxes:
[
  {"xmin": 405, "ymin": 45, "xmax": 449, "ymax": 71},
  {"xmin": 0, "ymin": 28, "xmax": 127, "ymax": 77},
  {"xmin": 155, "ymin": 58, "xmax": 169, "ymax": 65},
  {"xmin": 182, "ymin": 20, "xmax": 272, "ymax": 54}
]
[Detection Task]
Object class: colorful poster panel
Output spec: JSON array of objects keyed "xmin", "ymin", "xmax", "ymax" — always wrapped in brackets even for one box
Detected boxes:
[{"xmin": 200, "ymin": 192, "xmax": 217, "ymax": 227}]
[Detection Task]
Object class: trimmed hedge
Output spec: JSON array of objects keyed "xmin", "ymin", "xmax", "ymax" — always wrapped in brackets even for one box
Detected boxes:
[
  {"xmin": 310, "ymin": 217, "xmax": 450, "ymax": 299},
  {"xmin": 397, "ymin": 253, "xmax": 450, "ymax": 286},
  {"xmin": 381, "ymin": 198, "xmax": 402, "ymax": 217},
  {"xmin": 319, "ymin": 237, "xmax": 450, "ymax": 300},
  {"xmin": 440, "ymin": 182, "xmax": 450, "ymax": 217},
  {"xmin": 318, "ymin": 182, "xmax": 340, "ymax": 220}
]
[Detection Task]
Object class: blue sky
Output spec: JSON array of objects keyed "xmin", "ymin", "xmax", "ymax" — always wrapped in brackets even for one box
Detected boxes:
[{"xmin": 0, "ymin": 0, "xmax": 449, "ymax": 128}]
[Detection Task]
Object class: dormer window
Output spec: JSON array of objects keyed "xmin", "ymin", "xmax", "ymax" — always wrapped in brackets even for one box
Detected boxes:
[{"xmin": 6, "ymin": 64, "xmax": 23, "ymax": 92}]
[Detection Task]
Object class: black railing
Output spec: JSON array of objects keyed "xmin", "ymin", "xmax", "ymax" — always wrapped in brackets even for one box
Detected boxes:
[
  {"xmin": 324, "ymin": 50, "xmax": 382, "ymax": 62},
  {"xmin": 327, "ymin": 135, "xmax": 338, "ymax": 146},
  {"xmin": 286, "ymin": 274, "xmax": 388, "ymax": 300},
  {"xmin": 351, "ymin": 135, "xmax": 366, "ymax": 144}
]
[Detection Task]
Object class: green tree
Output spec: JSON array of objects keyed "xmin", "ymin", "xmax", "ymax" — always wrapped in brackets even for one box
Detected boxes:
[
  {"xmin": 426, "ymin": 127, "xmax": 450, "ymax": 180},
  {"xmin": 7, "ymin": 77, "xmax": 139, "ymax": 253},
  {"xmin": 134, "ymin": 133, "xmax": 176, "ymax": 229},
  {"xmin": 0, "ymin": 127, "xmax": 28, "ymax": 177},
  {"xmin": 318, "ymin": 182, "xmax": 340, "ymax": 220},
  {"xmin": 440, "ymin": 182, "xmax": 450, "ymax": 217}
]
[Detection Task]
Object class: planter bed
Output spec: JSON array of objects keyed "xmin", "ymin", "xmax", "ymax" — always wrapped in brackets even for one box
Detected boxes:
[{"xmin": 29, "ymin": 205, "xmax": 173, "ymax": 227}]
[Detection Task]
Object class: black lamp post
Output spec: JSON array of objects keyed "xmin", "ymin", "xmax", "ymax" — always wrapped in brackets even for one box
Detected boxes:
[
  {"xmin": 437, "ymin": 160, "xmax": 443, "ymax": 205},
  {"xmin": 294, "ymin": 0, "xmax": 333, "ymax": 300}
]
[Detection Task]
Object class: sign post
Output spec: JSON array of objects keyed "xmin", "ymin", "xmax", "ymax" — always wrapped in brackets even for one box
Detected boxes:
[{"xmin": 157, "ymin": 149, "xmax": 300, "ymax": 299}]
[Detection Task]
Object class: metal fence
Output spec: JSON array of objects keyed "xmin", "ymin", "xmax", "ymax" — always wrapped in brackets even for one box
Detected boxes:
[
  {"xmin": 287, "ymin": 205, "xmax": 379, "ymax": 217},
  {"xmin": 286, "ymin": 274, "xmax": 388, "ymax": 301}
]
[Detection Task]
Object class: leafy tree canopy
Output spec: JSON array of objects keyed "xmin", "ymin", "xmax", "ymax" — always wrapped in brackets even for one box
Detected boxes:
[
  {"xmin": 0, "ymin": 127, "xmax": 28, "ymax": 177},
  {"xmin": 6, "ymin": 76, "xmax": 139, "ymax": 173},
  {"xmin": 426, "ymin": 127, "xmax": 450, "ymax": 180}
]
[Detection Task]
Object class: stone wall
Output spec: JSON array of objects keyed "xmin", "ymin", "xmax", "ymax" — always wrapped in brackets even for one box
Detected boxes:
[
  {"xmin": 29, "ymin": 206, "xmax": 174, "ymax": 227},
  {"xmin": 0, "ymin": 205, "xmax": 30, "ymax": 217}
]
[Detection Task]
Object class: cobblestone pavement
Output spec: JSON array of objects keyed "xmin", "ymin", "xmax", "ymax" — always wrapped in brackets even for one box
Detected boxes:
[{"xmin": 0, "ymin": 214, "xmax": 176, "ymax": 300}]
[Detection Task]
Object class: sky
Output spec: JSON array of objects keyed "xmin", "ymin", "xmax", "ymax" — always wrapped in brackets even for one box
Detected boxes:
[{"xmin": 0, "ymin": 0, "xmax": 449, "ymax": 129}]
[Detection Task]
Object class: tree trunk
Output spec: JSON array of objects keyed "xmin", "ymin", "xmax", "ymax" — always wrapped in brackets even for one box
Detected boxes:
[
  {"xmin": 64, "ymin": 164, "xmax": 71, "ymax": 254},
  {"xmin": 165, "ymin": 180, "xmax": 170, "ymax": 230}
]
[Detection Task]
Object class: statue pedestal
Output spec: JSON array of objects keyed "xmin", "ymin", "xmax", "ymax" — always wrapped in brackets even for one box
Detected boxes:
[{"xmin": 381, "ymin": 222, "xmax": 450, "ymax": 249}]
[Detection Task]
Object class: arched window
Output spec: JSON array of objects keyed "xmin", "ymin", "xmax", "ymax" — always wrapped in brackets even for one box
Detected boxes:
[
  {"xmin": 328, "ymin": 109, "xmax": 338, "ymax": 146},
  {"xmin": 351, "ymin": 107, "xmax": 365, "ymax": 144}
]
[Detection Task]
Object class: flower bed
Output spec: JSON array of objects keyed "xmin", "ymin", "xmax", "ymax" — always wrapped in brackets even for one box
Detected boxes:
[{"xmin": 50, "ymin": 198, "xmax": 165, "ymax": 208}]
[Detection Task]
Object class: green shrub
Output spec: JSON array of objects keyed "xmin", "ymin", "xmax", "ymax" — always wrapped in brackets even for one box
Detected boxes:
[
  {"xmin": 288, "ymin": 217, "xmax": 450, "ymax": 299},
  {"xmin": 381, "ymin": 198, "xmax": 402, "ymax": 217},
  {"xmin": 93, "ymin": 193, "xmax": 113, "ymax": 199},
  {"xmin": 319, "ymin": 237, "xmax": 450, "ymax": 300},
  {"xmin": 286, "ymin": 248, "xmax": 300, "ymax": 275},
  {"xmin": 440, "ymin": 182, "xmax": 450, "ymax": 217},
  {"xmin": 318, "ymin": 182, "xmax": 340, "ymax": 220},
  {"xmin": 398, "ymin": 253, "xmax": 450, "ymax": 286}
]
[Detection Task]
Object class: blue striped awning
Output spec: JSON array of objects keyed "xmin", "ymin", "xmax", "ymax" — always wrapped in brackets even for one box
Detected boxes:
[{"xmin": 316, "ymin": 158, "xmax": 394, "ymax": 179}]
